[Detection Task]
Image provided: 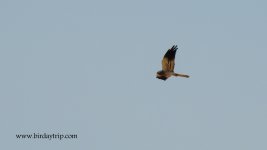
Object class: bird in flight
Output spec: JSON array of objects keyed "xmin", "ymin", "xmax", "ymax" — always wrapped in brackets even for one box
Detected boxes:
[{"xmin": 156, "ymin": 45, "xmax": 190, "ymax": 81}]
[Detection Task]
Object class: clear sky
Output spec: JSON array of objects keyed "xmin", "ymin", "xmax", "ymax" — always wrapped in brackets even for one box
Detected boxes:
[{"xmin": 1, "ymin": 0, "xmax": 267, "ymax": 149}]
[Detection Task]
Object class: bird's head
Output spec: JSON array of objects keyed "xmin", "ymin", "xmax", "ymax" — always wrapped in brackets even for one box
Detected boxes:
[{"xmin": 156, "ymin": 70, "xmax": 167, "ymax": 81}]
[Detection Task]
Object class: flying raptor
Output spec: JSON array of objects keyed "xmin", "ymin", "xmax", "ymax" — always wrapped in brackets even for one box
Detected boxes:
[{"xmin": 156, "ymin": 45, "xmax": 190, "ymax": 81}]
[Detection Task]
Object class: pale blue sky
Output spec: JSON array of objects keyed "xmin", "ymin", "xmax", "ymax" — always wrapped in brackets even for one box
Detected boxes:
[{"xmin": 1, "ymin": 0, "xmax": 267, "ymax": 149}]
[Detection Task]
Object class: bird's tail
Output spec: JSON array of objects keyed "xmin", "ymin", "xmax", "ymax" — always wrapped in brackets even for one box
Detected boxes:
[{"xmin": 173, "ymin": 73, "xmax": 190, "ymax": 78}]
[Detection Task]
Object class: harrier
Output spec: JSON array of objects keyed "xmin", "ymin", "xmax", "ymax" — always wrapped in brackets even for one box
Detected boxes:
[{"xmin": 156, "ymin": 45, "xmax": 189, "ymax": 81}]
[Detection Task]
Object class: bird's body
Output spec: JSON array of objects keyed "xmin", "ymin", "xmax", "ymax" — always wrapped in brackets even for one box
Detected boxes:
[{"xmin": 156, "ymin": 45, "xmax": 189, "ymax": 81}]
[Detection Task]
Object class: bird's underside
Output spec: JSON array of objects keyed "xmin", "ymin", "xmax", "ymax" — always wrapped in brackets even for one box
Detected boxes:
[{"xmin": 156, "ymin": 45, "xmax": 190, "ymax": 81}]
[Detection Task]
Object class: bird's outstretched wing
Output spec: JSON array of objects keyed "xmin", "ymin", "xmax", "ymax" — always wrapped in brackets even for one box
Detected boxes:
[{"xmin": 161, "ymin": 45, "xmax": 177, "ymax": 72}]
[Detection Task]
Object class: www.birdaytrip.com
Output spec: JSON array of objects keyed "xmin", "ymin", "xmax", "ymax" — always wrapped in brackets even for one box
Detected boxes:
[{"xmin": 16, "ymin": 133, "xmax": 78, "ymax": 140}]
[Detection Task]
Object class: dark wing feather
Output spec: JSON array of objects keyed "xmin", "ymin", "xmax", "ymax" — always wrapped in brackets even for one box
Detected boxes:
[{"xmin": 161, "ymin": 45, "xmax": 178, "ymax": 72}]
